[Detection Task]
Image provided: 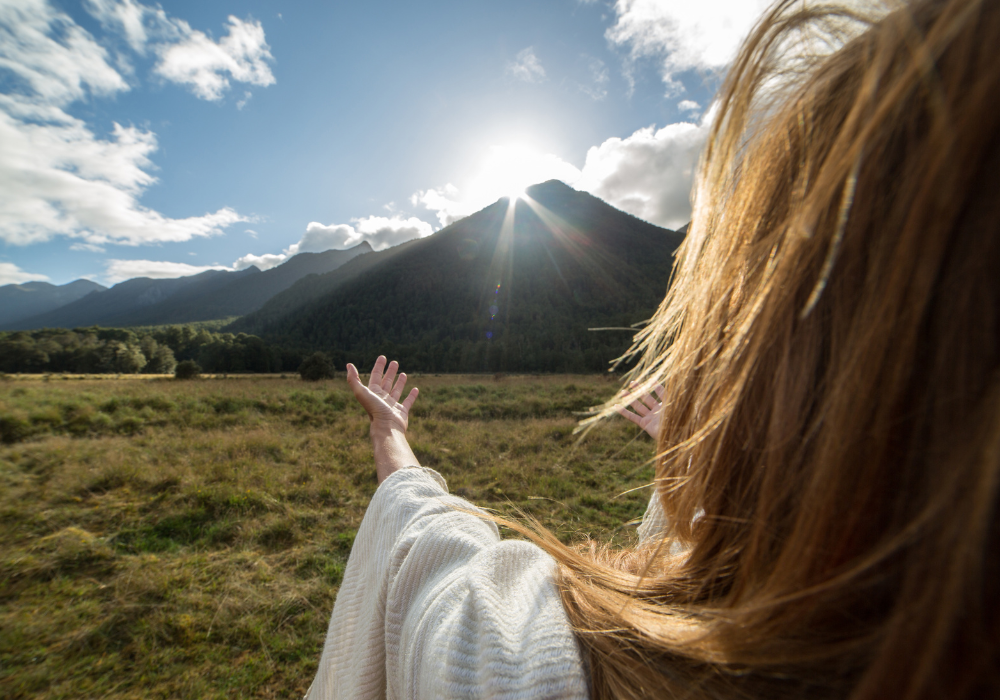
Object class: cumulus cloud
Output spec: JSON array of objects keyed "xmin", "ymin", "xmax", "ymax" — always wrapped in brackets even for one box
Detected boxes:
[
  {"xmin": 154, "ymin": 15, "xmax": 275, "ymax": 101},
  {"xmin": 103, "ymin": 258, "xmax": 229, "ymax": 284},
  {"xmin": 0, "ymin": 262, "xmax": 49, "ymax": 285},
  {"xmin": 678, "ymin": 99, "xmax": 700, "ymax": 113},
  {"xmin": 606, "ymin": 0, "xmax": 771, "ymax": 92},
  {"xmin": 506, "ymin": 47, "xmax": 546, "ymax": 83},
  {"xmin": 232, "ymin": 252, "xmax": 286, "ymax": 271},
  {"xmin": 0, "ymin": 0, "xmax": 259, "ymax": 247},
  {"xmin": 232, "ymin": 214, "xmax": 434, "ymax": 275},
  {"xmin": 288, "ymin": 215, "xmax": 433, "ymax": 255},
  {"xmin": 577, "ymin": 117, "xmax": 708, "ymax": 230}
]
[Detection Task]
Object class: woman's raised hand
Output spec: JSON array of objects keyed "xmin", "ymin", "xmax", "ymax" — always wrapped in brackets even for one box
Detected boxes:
[
  {"xmin": 616, "ymin": 382, "xmax": 665, "ymax": 440},
  {"xmin": 346, "ymin": 356, "xmax": 419, "ymax": 435}
]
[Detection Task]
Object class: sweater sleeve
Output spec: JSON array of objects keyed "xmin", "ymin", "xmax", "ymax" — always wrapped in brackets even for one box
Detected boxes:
[{"xmin": 306, "ymin": 467, "xmax": 589, "ymax": 700}]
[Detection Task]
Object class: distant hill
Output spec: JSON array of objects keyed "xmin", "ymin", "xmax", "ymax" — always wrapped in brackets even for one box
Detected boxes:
[
  {"xmin": 6, "ymin": 268, "xmax": 260, "ymax": 330},
  {"xmin": 0, "ymin": 279, "xmax": 107, "ymax": 328},
  {"xmin": 234, "ymin": 180, "xmax": 685, "ymax": 373},
  {"xmin": 4, "ymin": 243, "xmax": 371, "ymax": 330},
  {"xmin": 228, "ymin": 239, "xmax": 420, "ymax": 336}
]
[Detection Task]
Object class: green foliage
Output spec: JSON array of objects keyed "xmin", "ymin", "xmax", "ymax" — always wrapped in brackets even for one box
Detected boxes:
[
  {"xmin": 298, "ymin": 352, "xmax": 335, "ymax": 381},
  {"xmin": 0, "ymin": 326, "xmax": 297, "ymax": 375},
  {"xmin": 174, "ymin": 360, "xmax": 202, "ymax": 380}
]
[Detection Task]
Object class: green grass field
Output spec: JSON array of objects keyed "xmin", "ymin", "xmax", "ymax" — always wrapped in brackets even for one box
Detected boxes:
[{"xmin": 0, "ymin": 373, "xmax": 655, "ymax": 699}]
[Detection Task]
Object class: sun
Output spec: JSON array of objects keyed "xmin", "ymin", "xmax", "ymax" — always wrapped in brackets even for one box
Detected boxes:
[{"xmin": 506, "ymin": 186, "xmax": 527, "ymax": 201}]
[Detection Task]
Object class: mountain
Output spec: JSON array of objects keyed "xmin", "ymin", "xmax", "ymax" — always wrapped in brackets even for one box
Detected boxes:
[
  {"xmin": 5, "ymin": 268, "xmax": 260, "ymax": 330},
  {"xmin": 228, "ymin": 239, "xmax": 420, "ymax": 336},
  {"xmin": 235, "ymin": 180, "xmax": 685, "ymax": 373},
  {"xmin": 92, "ymin": 243, "xmax": 374, "ymax": 327},
  {"xmin": 0, "ymin": 279, "xmax": 107, "ymax": 328},
  {"xmin": 4, "ymin": 243, "xmax": 371, "ymax": 330}
]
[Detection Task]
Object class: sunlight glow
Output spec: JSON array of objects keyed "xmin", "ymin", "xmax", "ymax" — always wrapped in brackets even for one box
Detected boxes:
[{"xmin": 474, "ymin": 145, "xmax": 580, "ymax": 206}]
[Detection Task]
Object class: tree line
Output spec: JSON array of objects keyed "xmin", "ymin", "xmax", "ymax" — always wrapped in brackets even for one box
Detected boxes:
[{"xmin": 0, "ymin": 326, "xmax": 304, "ymax": 375}]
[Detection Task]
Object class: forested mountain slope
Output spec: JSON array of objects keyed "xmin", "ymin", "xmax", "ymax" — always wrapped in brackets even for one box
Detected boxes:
[
  {"xmin": 102, "ymin": 243, "xmax": 373, "ymax": 326},
  {"xmin": 0, "ymin": 280, "xmax": 107, "ymax": 328},
  {"xmin": 7, "ymin": 268, "xmax": 260, "ymax": 330},
  {"xmin": 5, "ymin": 243, "xmax": 371, "ymax": 330},
  {"xmin": 243, "ymin": 180, "xmax": 685, "ymax": 373}
]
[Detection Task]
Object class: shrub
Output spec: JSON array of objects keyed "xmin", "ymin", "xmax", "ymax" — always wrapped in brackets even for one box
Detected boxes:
[
  {"xmin": 174, "ymin": 360, "xmax": 202, "ymax": 380},
  {"xmin": 298, "ymin": 352, "xmax": 335, "ymax": 381}
]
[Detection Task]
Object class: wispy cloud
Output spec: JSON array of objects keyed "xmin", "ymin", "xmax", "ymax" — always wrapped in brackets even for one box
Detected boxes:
[
  {"xmin": 0, "ymin": 262, "xmax": 49, "ymax": 285},
  {"xmin": 70, "ymin": 243, "xmax": 107, "ymax": 253},
  {"xmin": 103, "ymin": 258, "xmax": 229, "ymax": 284},
  {"xmin": 606, "ymin": 0, "xmax": 770, "ymax": 93},
  {"xmin": 154, "ymin": 15, "xmax": 275, "ymax": 101},
  {"xmin": 677, "ymin": 99, "xmax": 700, "ymax": 113},
  {"xmin": 0, "ymin": 0, "xmax": 267, "ymax": 248},
  {"xmin": 506, "ymin": 47, "xmax": 546, "ymax": 83},
  {"xmin": 579, "ymin": 56, "xmax": 609, "ymax": 100}
]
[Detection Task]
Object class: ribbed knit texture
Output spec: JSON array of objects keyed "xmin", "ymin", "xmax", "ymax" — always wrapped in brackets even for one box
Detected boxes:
[{"xmin": 305, "ymin": 467, "xmax": 591, "ymax": 700}]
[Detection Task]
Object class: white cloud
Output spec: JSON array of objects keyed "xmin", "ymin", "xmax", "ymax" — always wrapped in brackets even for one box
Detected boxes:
[
  {"xmin": 0, "ymin": 0, "xmax": 128, "ymax": 106},
  {"xmin": 577, "ymin": 117, "xmax": 708, "ymax": 230},
  {"xmin": 678, "ymin": 99, "xmax": 700, "ymax": 113},
  {"xmin": 245, "ymin": 229, "xmax": 259, "ymax": 238},
  {"xmin": 233, "ymin": 214, "xmax": 433, "ymax": 274},
  {"xmin": 154, "ymin": 15, "xmax": 275, "ymax": 101},
  {"xmin": 83, "ymin": 0, "xmax": 167, "ymax": 53},
  {"xmin": 236, "ymin": 90, "xmax": 252, "ymax": 110},
  {"xmin": 70, "ymin": 242, "xmax": 106, "ymax": 252},
  {"xmin": 0, "ymin": 262, "xmax": 49, "ymax": 285},
  {"xmin": 289, "ymin": 215, "xmax": 433, "ymax": 255},
  {"xmin": 232, "ymin": 252, "xmax": 285, "ymax": 271},
  {"xmin": 606, "ymin": 0, "xmax": 771, "ymax": 92},
  {"xmin": 103, "ymin": 258, "xmax": 228, "ymax": 284},
  {"xmin": 506, "ymin": 47, "xmax": 546, "ymax": 83},
  {"xmin": 0, "ymin": 0, "xmax": 254, "ymax": 247}
]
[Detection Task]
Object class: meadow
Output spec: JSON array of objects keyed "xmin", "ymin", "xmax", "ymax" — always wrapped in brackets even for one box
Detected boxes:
[{"xmin": 0, "ymin": 373, "xmax": 656, "ymax": 699}]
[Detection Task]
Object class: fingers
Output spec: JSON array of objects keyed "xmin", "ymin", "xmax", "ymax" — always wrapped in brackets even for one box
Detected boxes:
[
  {"xmin": 654, "ymin": 384, "xmax": 665, "ymax": 401},
  {"xmin": 401, "ymin": 387, "xmax": 419, "ymax": 412},
  {"xmin": 389, "ymin": 372, "xmax": 408, "ymax": 402},
  {"xmin": 630, "ymin": 397, "xmax": 652, "ymax": 416},
  {"xmin": 368, "ymin": 355, "xmax": 387, "ymax": 389},
  {"xmin": 381, "ymin": 360, "xmax": 399, "ymax": 393},
  {"xmin": 616, "ymin": 404, "xmax": 642, "ymax": 426}
]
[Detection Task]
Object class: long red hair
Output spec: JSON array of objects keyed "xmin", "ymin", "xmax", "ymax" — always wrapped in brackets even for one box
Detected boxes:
[{"xmin": 517, "ymin": 0, "xmax": 1000, "ymax": 697}]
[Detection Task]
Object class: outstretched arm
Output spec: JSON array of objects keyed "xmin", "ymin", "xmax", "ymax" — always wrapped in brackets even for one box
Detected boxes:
[
  {"xmin": 346, "ymin": 355, "xmax": 420, "ymax": 484},
  {"xmin": 616, "ymin": 382, "xmax": 665, "ymax": 440}
]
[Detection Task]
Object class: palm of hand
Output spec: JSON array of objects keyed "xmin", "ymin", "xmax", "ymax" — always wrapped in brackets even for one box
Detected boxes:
[
  {"xmin": 347, "ymin": 356, "xmax": 419, "ymax": 433},
  {"xmin": 616, "ymin": 383, "xmax": 665, "ymax": 440}
]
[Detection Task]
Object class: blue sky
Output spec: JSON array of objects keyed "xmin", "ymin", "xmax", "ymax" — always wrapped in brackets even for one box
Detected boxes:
[{"xmin": 0, "ymin": 0, "xmax": 769, "ymax": 286}]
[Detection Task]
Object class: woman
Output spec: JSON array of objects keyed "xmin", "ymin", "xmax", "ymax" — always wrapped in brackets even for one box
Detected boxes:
[{"xmin": 308, "ymin": 0, "xmax": 1000, "ymax": 697}]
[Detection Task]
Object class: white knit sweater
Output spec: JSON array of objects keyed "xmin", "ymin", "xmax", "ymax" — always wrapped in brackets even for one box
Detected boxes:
[{"xmin": 306, "ymin": 467, "xmax": 666, "ymax": 700}]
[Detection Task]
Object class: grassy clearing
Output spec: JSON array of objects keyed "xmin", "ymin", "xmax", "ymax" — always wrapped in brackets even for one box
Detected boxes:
[{"xmin": 0, "ymin": 374, "xmax": 655, "ymax": 699}]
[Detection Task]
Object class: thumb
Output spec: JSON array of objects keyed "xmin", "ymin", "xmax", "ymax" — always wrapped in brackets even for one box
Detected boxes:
[{"xmin": 346, "ymin": 363, "xmax": 365, "ymax": 397}]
